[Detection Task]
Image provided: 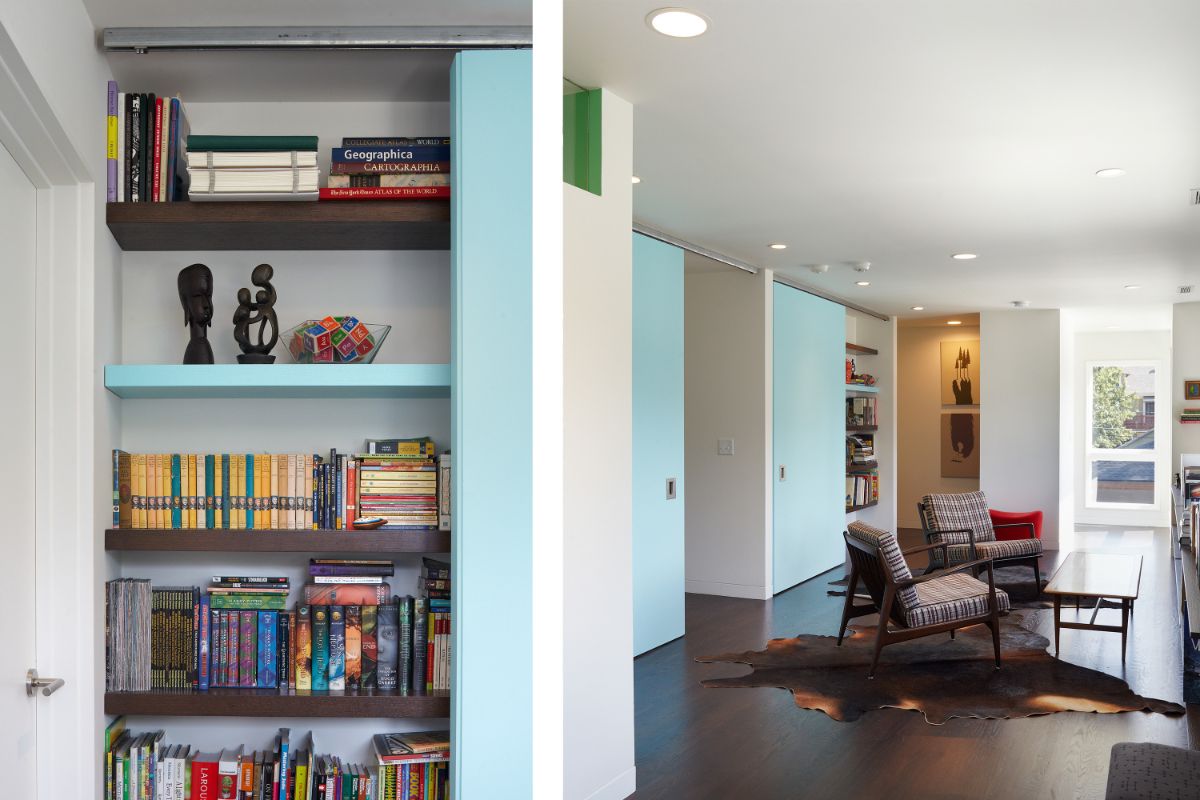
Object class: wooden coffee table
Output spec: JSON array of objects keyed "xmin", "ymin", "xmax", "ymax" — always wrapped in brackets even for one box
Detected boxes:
[{"xmin": 1043, "ymin": 551, "xmax": 1142, "ymax": 659}]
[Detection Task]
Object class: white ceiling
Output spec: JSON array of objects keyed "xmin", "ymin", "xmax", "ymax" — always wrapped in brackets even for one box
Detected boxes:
[
  {"xmin": 566, "ymin": 0, "xmax": 1200, "ymax": 318},
  {"xmin": 84, "ymin": 0, "xmax": 529, "ymax": 101}
]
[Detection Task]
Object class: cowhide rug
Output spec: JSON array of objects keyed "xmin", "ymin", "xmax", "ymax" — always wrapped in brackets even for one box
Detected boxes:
[{"xmin": 697, "ymin": 613, "xmax": 1184, "ymax": 724}]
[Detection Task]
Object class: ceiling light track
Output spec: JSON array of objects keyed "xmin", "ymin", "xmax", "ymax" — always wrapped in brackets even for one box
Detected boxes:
[{"xmin": 102, "ymin": 26, "xmax": 533, "ymax": 52}]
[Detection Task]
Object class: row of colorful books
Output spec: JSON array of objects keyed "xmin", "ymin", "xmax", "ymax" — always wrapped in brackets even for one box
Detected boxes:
[
  {"xmin": 111, "ymin": 440, "xmax": 447, "ymax": 531},
  {"xmin": 103, "ymin": 720, "xmax": 449, "ymax": 800},
  {"xmin": 105, "ymin": 81, "xmax": 190, "ymax": 203},
  {"xmin": 846, "ymin": 473, "xmax": 880, "ymax": 509},
  {"xmin": 846, "ymin": 395, "xmax": 878, "ymax": 427},
  {"xmin": 1181, "ymin": 408, "xmax": 1200, "ymax": 423},
  {"xmin": 323, "ymin": 137, "xmax": 450, "ymax": 201},
  {"xmin": 106, "ymin": 559, "xmax": 451, "ymax": 695}
]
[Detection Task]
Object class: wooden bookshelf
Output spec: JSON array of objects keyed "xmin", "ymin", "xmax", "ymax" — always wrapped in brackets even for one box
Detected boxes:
[
  {"xmin": 846, "ymin": 424, "xmax": 878, "ymax": 433},
  {"xmin": 104, "ymin": 690, "xmax": 449, "ymax": 719},
  {"xmin": 845, "ymin": 342, "xmax": 879, "ymax": 356},
  {"xmin": 846, "ymin": 499, "xmax": 879, "ymax": 513},
  {"xmin": 105, "ymin": 528, "xmax": 450, "ymax": 553},
  {"xmin": 106, "ymin": 200, "xmax": 450, "ymax": 251}
]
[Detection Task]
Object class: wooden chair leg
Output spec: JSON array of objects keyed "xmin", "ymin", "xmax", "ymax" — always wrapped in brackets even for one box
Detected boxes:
[
  {"xmin": 868, "ymin": 626, "xmax": 886, "ymax": 679},
  {"xmin": 837, "ymin": 567, "xmax": 860, "ymax": 646},
  {"xmin": 989, "ymin": 618, "xmax": 1001, "ymax": 669},
  {"xmin": 1033, "ymin": 560, "xmax": 1041, "ymax": 595},
  {"xmin": 949, "ymin": 629, "xmax": 955, "ymax": 639}
]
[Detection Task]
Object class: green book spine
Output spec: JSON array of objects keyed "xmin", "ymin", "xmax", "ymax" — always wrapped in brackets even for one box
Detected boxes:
[
  {"xmin": 170, "ymin": 454, "xmax": 181, "ymax": 529},
  {"xmin": 205, "ymin": 454, "xmax": 215, "ymax": 529},
  {"xmin": 186, "ymin": 134, "xmax": 318, "ymax": 152},
  {"xmin": 221, "ymin": 453, "xmax": 230, "ymax": 530},
  {"xmin": 208, "ymin": 594, "xmax": 287, "ymax": 611}
]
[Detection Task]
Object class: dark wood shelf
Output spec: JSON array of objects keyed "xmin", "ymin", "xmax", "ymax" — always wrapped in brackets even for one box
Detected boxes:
[
  {"xmin": 846, "ymin": 425, "xmax": 878, "ymax": 432},
  {"xmin": 846, "ymin": 500, "xmax": 879, "ymax": 513},
  {"xmin": 104, "ymin": 689, "xmax": 449, "ymax": 718},
  {"xmin": 106, "ymin": 200, "xmax": 450, "ymax": 251},
  {"xmin": 105, "ymin": 528, "xmax": 450, "ymax": 553},
  {"xmin": 845, "ymin": 342, "xmax": 879, "ymax": 356}
]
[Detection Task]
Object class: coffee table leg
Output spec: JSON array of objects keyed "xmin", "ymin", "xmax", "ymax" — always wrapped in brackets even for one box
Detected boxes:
[
  {"xmin": 1121, "ymin": 599, "xmax": 1129, "ymax": 661},
  {"xmin": 1054, "ymin": 595, "xmax": 1061, "ymax": 657}
]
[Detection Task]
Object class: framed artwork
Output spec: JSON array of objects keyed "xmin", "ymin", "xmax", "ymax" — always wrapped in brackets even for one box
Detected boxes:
[
  {"xmin": 941, "ymin": 413, "xmax": 980, "ymax": 478},
  {"xmin": 1186, "ymin": 380, "xmax": 1200, "ymax": 400},
  {"xmin": 941, "ymin": 340, "xmax": 980, "ymax": 405}
]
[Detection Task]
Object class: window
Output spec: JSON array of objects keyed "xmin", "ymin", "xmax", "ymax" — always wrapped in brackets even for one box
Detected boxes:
[{"xmin": 1085, "ymin": 363, "xmax": 1159, "ymax": 507}]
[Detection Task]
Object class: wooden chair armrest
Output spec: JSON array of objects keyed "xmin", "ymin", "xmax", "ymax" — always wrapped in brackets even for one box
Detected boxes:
[
  {"xmin": 897, "ymin": 557, "xmax": 994, "ymax": 587},
  {"xmin": 993, "ymin": 521, "xmax": 1037, "ymax": 539},
  {"xmin": 901, "ymin": 541, "xmax": 950, "ymax": 557},
  {"xmin": 925, "ymin": 526, "xmax": 978, "ymax": 561}
]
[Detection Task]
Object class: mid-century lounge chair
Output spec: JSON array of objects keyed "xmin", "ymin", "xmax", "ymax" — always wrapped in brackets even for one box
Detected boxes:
[
  {"xmin": 918, "ymin": 491, "xmax": 1044, "ymax": 589},
  {"xmin": 838, "ymin": 521, "xmax": 1010, "ymax": 678}
]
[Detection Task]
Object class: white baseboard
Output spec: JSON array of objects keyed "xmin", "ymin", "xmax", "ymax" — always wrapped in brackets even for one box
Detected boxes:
[
  {"xmin": 685, "ymin": 579, "xmax": 771, "ymax": 600},
  {"xmin": 582, "ymin": 766, "xmax": 637, "ymax": 800}
]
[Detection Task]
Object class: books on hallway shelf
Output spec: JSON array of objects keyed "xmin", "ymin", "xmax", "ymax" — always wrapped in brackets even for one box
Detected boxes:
[
  {"xmin": 104, "ymin": 556, "xmax": 451, "ymax": 697},
  {"xmin": 186, "ymin": 134, "xmax": 320, "ymax": 201},
  {"xmin": 846, "ymin": 473, "xmax": 879, "ymax": 509},
  {"xmin": 322, "ymin": 137, "xmax": 450, "ymax": 200},
  {"xmin": 1181, "ymin": 408, "xmax": 1200, "ymax": 424},
  {"xmin": 105, "ymin": 80, "xmax": 191, "ymax": 203},
  {"xmin": 111, "ymin": 441, "xmax": 445, "ymax": 532},
  {"xmin": 846, "ymin": 395, "xmax": 878, "ymax": 427}
]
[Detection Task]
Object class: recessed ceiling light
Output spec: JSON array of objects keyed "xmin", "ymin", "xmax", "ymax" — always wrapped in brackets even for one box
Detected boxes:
[
  {"xmin": 855, "ymin": 281, "xmax": 870, "ymax": 287},
  {"xmin": 768, "ymin": 243, "xmax": 787, "ymax": 250},
  {"xmin": 951, "ymin": 253, "xmax": 977, "ymax": 261},
  {"xmin": 947, "ymin": 320, "xmax": 963, "ymax": 326},
  {"xmin": 646, "ymin": 8, "xmax": 710, "ymax": 38},
  {"xmin": 631, "ymin": 175, "xmax": 641, "ymax": 184},
  {"xmin": 1095, "ymin": 168, "xmax": 1126, "ymax": 178},
  {"xmin": 1124, "ymin": 284, "xmax": 1141, "ymax": 290},
  {"xmin": 911, "ymin": 306, "xmax": 925, "ymax": 311}
]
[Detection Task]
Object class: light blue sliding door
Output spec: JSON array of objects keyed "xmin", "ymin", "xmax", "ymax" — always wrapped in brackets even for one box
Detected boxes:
[
  {"xmin": 772, "ymin": 283, "xmax": 845, "ymax": 592},
  {"xmin": 451, "ymin": 50, "xmax": 532, "ymax": 800},
  {"xmin": 632, "ymin": 233, "xmax": 685, "ymax": 656}
]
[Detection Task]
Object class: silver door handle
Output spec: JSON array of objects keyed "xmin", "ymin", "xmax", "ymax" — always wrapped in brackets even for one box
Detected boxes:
[{"xmin": 26, "ymin": 669, "xmax": 64, "ymax": 697}]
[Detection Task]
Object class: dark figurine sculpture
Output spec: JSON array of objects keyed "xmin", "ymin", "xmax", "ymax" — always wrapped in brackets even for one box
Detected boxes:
[
  {"xmin": 177, "ymin": 263, "xmax": 214, "ymax": 365},
  {"xmin": 232, "ymin": 263, "xmax": 279, "ymax": 364}
]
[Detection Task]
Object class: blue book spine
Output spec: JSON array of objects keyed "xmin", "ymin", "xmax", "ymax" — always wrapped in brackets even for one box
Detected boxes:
[
  {"xmin": 221, "ymin": 453, "xmax": 230, "ymax": 529},
  {"xmin": 166, "ymin": 98, "xmax": 179, "ymax": 201},
  {"xmin": 312, "ymin": 454, "xmax": 319, "ymax": 531},
  {"xmin": 311, "ymin": 606, "xmax": 329, "ymax": 690},
  {"xmin": 170, "ymin": 454, "xmax": 182, "ymax": 529},
  {"xmin": 205, "ymin": 454, "xmax": 215, "ymax": 529},
  {"xmin": 198, "ymin": 593, "xmax": 211, "ymax": 691},
  {"xmin": 331, "ymin": 145, "xmax": 450, "ymax": 163},
  {"xmin": 258, "ymin": 610, "xmax": 278, "ymax": 688},
  {"xmin": 245, "ymin": 453, "xmax": 254, "ymax": 528},
  {"xmin": 328, "ymin": 605, "xmax": 345, "ymax": 690}
]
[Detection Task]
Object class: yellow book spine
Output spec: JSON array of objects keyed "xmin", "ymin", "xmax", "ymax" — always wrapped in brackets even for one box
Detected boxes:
[
  {"xmin": 149, "ymin": 453, "xmax": 159, "ymax": 529},
  {"xmin": 271, "ymin": 453, "xmax": 280, "ymax": 531},
  {"xmin": 235, "ymin": 454, "xmax": 245, "ymax": 529},
  {"xmin": 190, "ymin": 453, "xmax": 199, "ymax": 528},
  {"xmin": 214, "ymin": 454, "xmax": 223, "ymax": 529},
  {"xmin": 262, "ymin": 453, "xmax": 271, "ymax": 530},
  {"xmin": 132, "ymin": 453, "xmax": 144, "ymax": 529}
]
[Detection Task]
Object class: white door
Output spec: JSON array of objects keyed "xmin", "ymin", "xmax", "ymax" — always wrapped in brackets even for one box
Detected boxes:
[{"xmin": 0, "ymin": 138, "xmax": 39, "ymax": 795}]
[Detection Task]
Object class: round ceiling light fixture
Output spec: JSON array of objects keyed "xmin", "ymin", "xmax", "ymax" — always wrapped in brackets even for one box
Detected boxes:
[
  {"xmin": 768, "ymin": 243, "xmax": 787, "ymax": 250},
  {"xmin": 911, "ymin": 306, "xmax": 925, "ymax": 311},
  {"xmin": 946, "ymin": 320, "xmax": 963, "ymax": 326},
  {"xmin": 1095, "ymin": 168, "xmax": 1126, "ymax": 178},
  {"xmin": 631, "ymin": 175, "xmax": 642, "ymax": 184},
  {"xmin": 1124, "ymin": 284, "xmax": 1141, "ymax": 290},
  {"xmin": 855, "ymin": 281, "xmax": 870, "ymax": 287},
  {"xmin": 646, "ymin": 8, "xmax": 710, "ymax": 38},
  {"xmin": 951, "ymin": 253, "xmax": 978, "ymax": 261}
]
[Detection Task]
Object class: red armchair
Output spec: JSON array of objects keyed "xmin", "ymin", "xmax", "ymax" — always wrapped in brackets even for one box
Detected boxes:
[{"xmin": 989, "ymin": 509, "xmax": 1043, "ymax": 541}]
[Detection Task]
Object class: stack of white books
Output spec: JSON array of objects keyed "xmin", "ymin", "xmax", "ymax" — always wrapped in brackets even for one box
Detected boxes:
[{"xmin": 186, "ymin": 135, "xmax": 320, "ymax": 201}]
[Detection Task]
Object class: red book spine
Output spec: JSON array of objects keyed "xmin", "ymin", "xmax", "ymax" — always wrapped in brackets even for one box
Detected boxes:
[
  {"xmin": 191, "ymin": 757, "xmax": 219, "ymax": 800},
  {"xmin": 152, "ymin": 98, "xmax": 163, "ymax": 202},
  {"xmin": 346, "ymin": 462, "xmax": 357, "ymax": 526},
  {"xmin": 328, "ymin": 160, "xmax": 450, "ymax": 175},
  {"xmin": 318, "ymin": 186, "xmax": 449, "ymax": 200}
]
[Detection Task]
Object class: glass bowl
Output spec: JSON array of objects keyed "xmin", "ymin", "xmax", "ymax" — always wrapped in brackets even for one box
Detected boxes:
[{"xmin": 282, "ymin": 318, "xmax": 391, "ymax": 364}]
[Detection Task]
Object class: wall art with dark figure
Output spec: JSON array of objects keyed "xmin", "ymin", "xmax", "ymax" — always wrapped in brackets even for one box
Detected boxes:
[
  {"xmin": 177, "ymin": 263, "xmax": 214, "ymax": 364},
  {"xmin": 941, "ymin": 412, "xmax": 980, "ymax": 478},
  {"xmin": 941, "ymin": 339, "xmax": 980, "ymax": 405},
  {"xmin": 233, "ymin": 263, "xmax": 279, "ymax": 364}
]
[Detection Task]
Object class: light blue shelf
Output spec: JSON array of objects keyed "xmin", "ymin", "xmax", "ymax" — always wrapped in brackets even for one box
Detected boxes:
[
  {"xmin": 104, "ymin": 363, "xmax": 451, "ymax": 399},
  {"xmin": 846, "ymin": 384, "xmax": 880, "ymax": 394}
]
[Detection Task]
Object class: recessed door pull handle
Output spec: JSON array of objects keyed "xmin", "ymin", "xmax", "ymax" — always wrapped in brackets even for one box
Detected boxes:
[{"xmin": 26, "ymin": 669, "xmax": 65, "ymax": 697}]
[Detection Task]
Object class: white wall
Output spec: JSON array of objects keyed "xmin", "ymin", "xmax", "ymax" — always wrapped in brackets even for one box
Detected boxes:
[
  {"xmin": 896, "ymin": 322, "xmax": 981, "ymax": 529},
  {"xmin": 846, "ymin": 312, "xmax": 897, "ymax": 533},
  {"xmin": 684, "ymin": 265, "xmax": 773, "ymax": 599},
  {"xmin": 0, "ymin": 2, "xmax": 119, "ymax": 796},
  {"xmin": 1071, "ymin": 328, "xmax": 1172, "ymax": 528},
  {"xmin": 1174, "ymin": 302, "xmax": 1200, "ymax": 477},
  {"xmin": 562, "ymin": 89, "xmax": 635, "ymax": 800},
  {"xmin": 980, "ymin": 310, "xmax": 1061, "ymax": 548}
]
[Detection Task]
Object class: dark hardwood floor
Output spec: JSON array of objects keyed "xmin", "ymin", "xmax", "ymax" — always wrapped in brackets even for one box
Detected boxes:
[{"xmin": 632, "ymin": 526, "xmax": 1198, "ymax": 799}]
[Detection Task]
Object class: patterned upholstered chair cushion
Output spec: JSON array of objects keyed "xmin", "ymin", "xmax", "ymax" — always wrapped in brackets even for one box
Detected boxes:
[
  {"xmin": 928, "ymin": 536, "xmax": 1044, "ymax": 568},
  {"xmin": 921, "ymin": 491, "xmax": 997, "ymax": 546},
  {"xmin": 904, "ymin": 572, "xmax": 1011, "ymax": 628},
  {"xmin": 846, "ymin": 521, "xmax": 920, "ymax": 612},
  {"xmin": 1106, "ymin": 742, "xmax": 1200, "ymax": 800}
]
